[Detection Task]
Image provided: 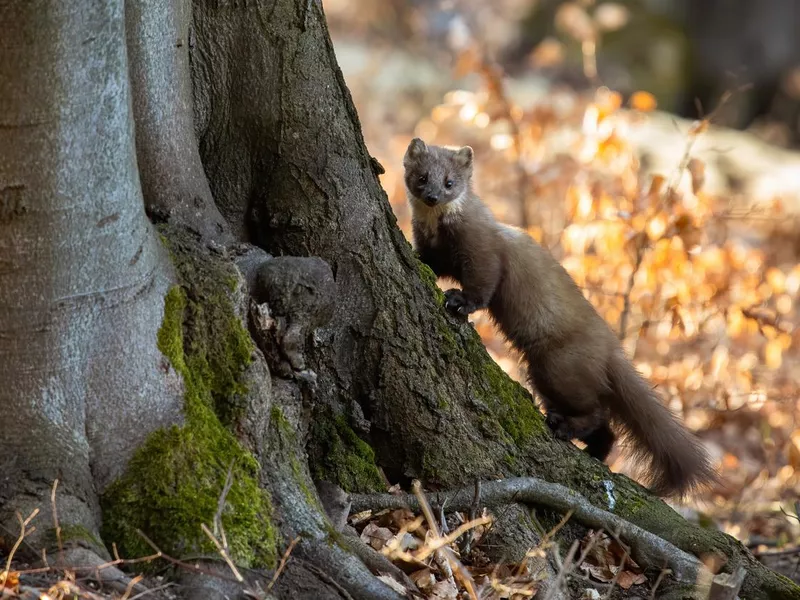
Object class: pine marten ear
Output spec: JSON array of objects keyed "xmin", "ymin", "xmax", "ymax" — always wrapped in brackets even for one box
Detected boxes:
[
  {"xmin": 455, "ymin": 146, "xmax": 474, "ymax": 169},
  {"xmin": 405, "ymin": 138, "xmax": 427, "ymax": 162}
]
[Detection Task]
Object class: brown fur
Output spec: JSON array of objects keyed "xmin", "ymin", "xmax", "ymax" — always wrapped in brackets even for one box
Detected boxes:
[{"xmin": 403, "ymin": 138, "xmax": 716, "ymax": 496}]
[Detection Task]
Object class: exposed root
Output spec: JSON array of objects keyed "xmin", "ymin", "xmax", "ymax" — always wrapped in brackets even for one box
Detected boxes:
[{"xmin": 351, "ymin": 476, "xmax": 708, "ymax": 585}]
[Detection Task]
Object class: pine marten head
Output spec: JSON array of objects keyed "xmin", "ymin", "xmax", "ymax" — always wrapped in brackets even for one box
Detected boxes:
[{"xmin": 403, "ymin": 138, "xmax": 473, "ymax": 208}]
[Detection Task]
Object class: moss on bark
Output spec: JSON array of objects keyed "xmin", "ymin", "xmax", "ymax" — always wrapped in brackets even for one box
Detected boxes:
[
  {"xmin": 101, "ymin": 228, "xmax": 277, "ymax": 569},
  {"xmin": 311, "ymin": 410, "xmax": 385, "ymax": 493}
]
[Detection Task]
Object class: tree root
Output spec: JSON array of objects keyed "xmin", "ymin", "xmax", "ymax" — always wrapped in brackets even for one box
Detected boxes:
[
  {"xmin": 295, "ymin": 539, "xmax": 406, "ymax": 600},
  {"xmin": 351, "ymin": 476, "xmax": 709, "ymax": 585},
  {"xmin": 51, "ymin": 547, "xmax": 149, "ymax": 597}
]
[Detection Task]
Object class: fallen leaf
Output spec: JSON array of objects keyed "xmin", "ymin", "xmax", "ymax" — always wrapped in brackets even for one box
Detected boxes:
[
  {"xmin": 360, "ymin": 522, "xmax": 394, "ymax": 551},
  {"xmin": 617, "ymin": 570, "xmax": 647, "ymax": 589},
  {"xmin": 410, "ymin": 567, "xmax": 435, "ymax": 590}
]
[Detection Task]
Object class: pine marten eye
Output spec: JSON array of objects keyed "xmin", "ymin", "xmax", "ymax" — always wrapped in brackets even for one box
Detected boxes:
[
  {"xmin": 445, "ymin": 178, "xmax": 454, "ymax": 189},
  {"xmin": 418, "ymin": 174, "xmax": 428, "ymax": 184}
]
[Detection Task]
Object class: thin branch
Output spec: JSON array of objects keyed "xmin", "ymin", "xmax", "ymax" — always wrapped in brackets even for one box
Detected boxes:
[
  {"xmin": 413, "ymin": 479, "xmax": 478, "ymax": 599},
  {"xmin": 1, "ymin": 508, "xmax": 39, "ymax": 586},
  {"xmin": 648, "ymin": 568, "xmax": 672, "ymax": 600},
  {"xmin": 544, "ymin": 538, "xmax": 580, "ymax": 600},
  {"xmin": 51, "ymin": 479, "xmax": 63, "ymax": 556},
  {"xmin": 266, "ymin": 536, "xmax": 301, "ymax": 591},
  {"xmin": 602, "ymin": 546, "xmax": 629, "ymax": 599},
  {"xmin": 128, "ymin": 582, "xmax": 177, "ymax": 600},
  {"xmin": 135, "ymin": 529, "xmax": 242, "ymax": 583},
  {"xmin": 120, "ymin": 575, "xmax": 144, "ymax": 600},
  {"xmin": 214, "ymin": 461, "xmax": 236, "ymax": 539},
  {"xmin": 201, "ymin": 523, "xmax": 243, "ymax": 582}
]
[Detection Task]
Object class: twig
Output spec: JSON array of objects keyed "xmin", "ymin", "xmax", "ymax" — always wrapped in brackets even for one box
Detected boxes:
[
  {"xmin": 214, "ymin": 461, "xmax": 236, "ymax": 540},
  {"xmin": 51, "ymin": 479, "xmax": 63, "ymax": 556},
  {"xmin": 135, "ymin": 529, "xmax": 242, "ymax": 583},
  {"xmin": 351, "ymin": 477, "xmax": 705, "ymax": 583},
  {"xmin": 128, "ymin": 582, "xmax": 177, "ymax": 600},
  {"xmin": 752, "ymin": 546, "xmax": 800, "ymax": 558},
  {"xmin": 199, "ymin": 461, "xmax": 245, "ymax": 581},
  {"xmin": 544, "ymin": 538, "xmax": 580, "ymax": 600},
  {"xmin": 648, "ymin": 568, "xmax": 672, "ymax": 600},
  {"xmin": 742, "ymin": 306, "xmax": 794, "ymax": 335},
  {"xmin": 460, "ymin": 479, "xmax": 482, "ymax": 555},
  {"xmin": 201, "ymin": 523, "xmax": 243, "ymax": 582},
  {"xmin": 415, "ymin": 515, "xmax": 492, "ymax": 561},
  {"xmin": 1, "ymin": 509, "xmax": 39, "ymax": 586},
  {"xmin": 266, "ymin": 536, "xmax": 301, "ymax": 591},
  {"xmin": 413, "ymin": 480, "xmax": 478, "ymax": 599},
  {"xmin": 618, "ymin": 242, "xmax": 644, "ymax": 340},
  {"xmin": 120, "ymin": 574, "xmax": 144, "ymax": 600},
  {"xmin": 602, "ymin": 546, "xmax": 629, "ymax": 599}
]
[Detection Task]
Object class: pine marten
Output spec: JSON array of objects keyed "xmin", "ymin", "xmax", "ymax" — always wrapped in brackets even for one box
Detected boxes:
[{"xmin": 403, "ymin": 137, "xmax": 715, "ymax": 496}]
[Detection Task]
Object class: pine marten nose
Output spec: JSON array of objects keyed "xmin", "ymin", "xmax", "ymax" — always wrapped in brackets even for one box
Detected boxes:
[{"xmin": 424, "ymin": 192, "xmax": 439, "ymax": 204}]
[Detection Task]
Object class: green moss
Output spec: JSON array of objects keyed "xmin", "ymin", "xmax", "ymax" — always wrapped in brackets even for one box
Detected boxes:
[
  {"xmin": 615, "ymin": 493, "xmax": 647, "ymax": 517},
  {"xmin": 101, "ymin": 230, "xmax": 277, "ymax": 569},
  {"xmin": 270, "ymin": 406, "xmax": 294, "ymax": 439},
  {"xmin": 157, "ymin": 287, "xmax": 187, "ymax": 373},
  {"xmin": 416, "ymin": 258, "xmax": 444, "ymax": 306},
  {"xmin": 480, "ymin": 360, "xmax": 545, "ymax": 445},
  {"xmin": 271, "ymin": 406, "xmax": 318, "ymax": 508},
  {"xmin": 438, "ymin": 314, "xmax": 546, "ymax": 447},
  {"xmin": 49, "ymin": 525, "xmax": 103, "ymax": 550},
  {"xmin": 312, "ymin": 412, "xmax": 384, "ymax": 493}
]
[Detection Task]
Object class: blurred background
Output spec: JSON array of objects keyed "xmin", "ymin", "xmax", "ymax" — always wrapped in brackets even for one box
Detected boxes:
[{"xmin": 324, "ymin": 0, "xmax": 800, "ymax": 572}]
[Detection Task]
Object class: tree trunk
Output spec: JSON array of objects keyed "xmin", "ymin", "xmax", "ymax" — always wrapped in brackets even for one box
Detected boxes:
[
  {"xmin": 0, "ymin": 1, "xmax": 798, "ymax": 599},
  {"xmin": 0, "ymin": 0, "xmax": 181, "ymax": 554}
]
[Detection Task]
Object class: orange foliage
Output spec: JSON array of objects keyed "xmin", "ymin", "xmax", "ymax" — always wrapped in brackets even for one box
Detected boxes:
[{"xmin": 370, "ymin": 68, "xmax": 799, "ymax": 544}]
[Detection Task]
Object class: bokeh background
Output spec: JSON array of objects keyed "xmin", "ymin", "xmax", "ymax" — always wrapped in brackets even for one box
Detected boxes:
[{"xmin": 325, "ymin": 0, "xmax": 800, "ymax": 569}]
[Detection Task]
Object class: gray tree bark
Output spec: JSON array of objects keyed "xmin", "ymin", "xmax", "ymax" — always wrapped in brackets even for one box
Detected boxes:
[
  {"xmin": 0, "ymin": 1, "xmax": 798, "ymax": 599},
  {"xmin": 0, "ymin": 0, "xmax": 181, "ymax": 552}
]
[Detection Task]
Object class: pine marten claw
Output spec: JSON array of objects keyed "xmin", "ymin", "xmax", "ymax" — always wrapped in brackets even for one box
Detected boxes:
[{"xmin": 444, "ymin": 288, "xmax": 477, "ymax": 316}]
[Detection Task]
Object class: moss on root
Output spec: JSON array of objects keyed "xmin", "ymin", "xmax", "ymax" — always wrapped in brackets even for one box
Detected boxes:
[
  {"xmin": 269, "ymin": 406, "xmax": 322, "ymax": 510},
  {"xmin": 101, "ymin": 229, "xmax": 277, "ymax": 569},
  {"xmin": 311, "ymin": 410, "xmax": 384, "ymax": 493},
  {"xmin": 47, "ymin": 525, "xmax": 103, "ymax": 551}
]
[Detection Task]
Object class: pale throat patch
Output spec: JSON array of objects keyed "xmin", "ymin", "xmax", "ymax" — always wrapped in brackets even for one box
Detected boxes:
[{"xmin": 407, "ymin": 189, "xmax": 467, "ymax": 242}]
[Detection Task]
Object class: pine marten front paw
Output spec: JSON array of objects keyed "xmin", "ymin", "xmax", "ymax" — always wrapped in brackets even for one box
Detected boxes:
[{"xmin": 444, "ymin": 288, "xmax": 478, "ymax": 316}]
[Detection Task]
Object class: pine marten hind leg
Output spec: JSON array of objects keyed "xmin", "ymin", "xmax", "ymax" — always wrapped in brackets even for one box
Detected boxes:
[
  {"xmin": 546, "ymin": 411, "xmax": 615, "ymax": 461},
  {"xmin": 580, "ymin": 421, "xmax": 615, "ymax": 461}
]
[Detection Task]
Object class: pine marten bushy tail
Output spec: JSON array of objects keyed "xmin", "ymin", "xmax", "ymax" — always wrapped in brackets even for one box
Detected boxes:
[
  {"xmin": 606, "ymin": 350, "xmax": 716, "ymax": 496},
  {"xmin": 402, "ymin": 136, "xmax": 717, "ymax": 497}
]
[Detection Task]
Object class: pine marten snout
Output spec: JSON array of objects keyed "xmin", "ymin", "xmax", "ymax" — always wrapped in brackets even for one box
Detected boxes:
[{"xmin": 403, "ymin": 137, "xmax": 716, "ymax": 497}]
